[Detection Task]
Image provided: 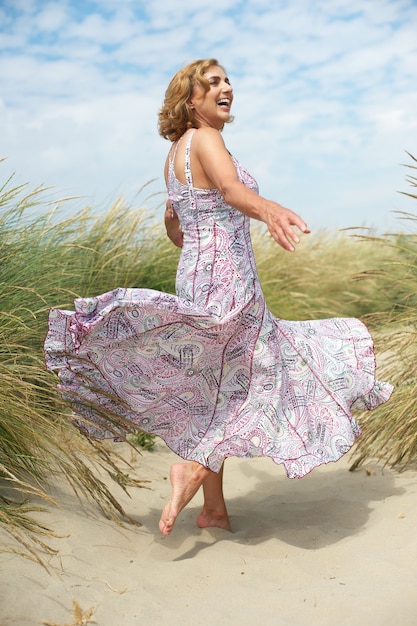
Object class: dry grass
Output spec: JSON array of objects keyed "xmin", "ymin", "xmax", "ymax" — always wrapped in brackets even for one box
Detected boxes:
[
  {"xmin": 349, "ymin": 153, "xmax": 417, "ymax": 470},
  {"xmin": 43, "ymin": 599, "xmax": 96, "ymax": 625},
  {"xmin": 0, "ymin": 176, "xmax": 161, "ymax": 566}
]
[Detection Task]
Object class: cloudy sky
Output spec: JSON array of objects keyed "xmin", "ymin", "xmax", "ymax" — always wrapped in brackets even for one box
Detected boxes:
[{"xmin": 1, "ymin": 0, "xmax": 416, "ymax": 232}]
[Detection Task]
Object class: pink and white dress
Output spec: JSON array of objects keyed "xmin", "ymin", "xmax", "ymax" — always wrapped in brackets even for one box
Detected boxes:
[{"xmin": 44, "ymin": 130, "xmax": 392, "ymax": 478}]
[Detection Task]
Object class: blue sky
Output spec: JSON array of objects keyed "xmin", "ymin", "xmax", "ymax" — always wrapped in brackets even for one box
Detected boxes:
[{"xmin": 1, "ymin": 0, "xmax": 416, "ymax": 233}]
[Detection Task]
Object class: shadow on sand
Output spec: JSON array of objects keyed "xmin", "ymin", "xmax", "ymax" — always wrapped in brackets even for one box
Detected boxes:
[{"xmin": 143, "ymin": 459, "xmax": 405, "ymax": 560}]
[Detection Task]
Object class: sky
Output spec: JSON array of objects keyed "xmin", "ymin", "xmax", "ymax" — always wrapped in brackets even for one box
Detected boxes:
[{"xmin": 1, "ymin": 0, "xmax": 416, "ymax": 233}]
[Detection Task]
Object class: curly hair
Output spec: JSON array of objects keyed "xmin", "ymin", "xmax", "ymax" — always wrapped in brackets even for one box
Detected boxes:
[{"xmin": 158, "ymin": 58, "xmax": 233, "ymax": 142}]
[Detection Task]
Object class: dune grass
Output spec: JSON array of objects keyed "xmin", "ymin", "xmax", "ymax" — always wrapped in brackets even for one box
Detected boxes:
[
  {"xmin": 0, "ymin": 177, "xmax": 170, "ymax": 567},
  {"xmin": 253, "ymin": 225, "xmax": 397, "ymax": 322},
  {"xmin": 349, "ymin": 153, "xmax": 417, "ymax": 470},
  {"xmin": 1, "ymin": 153, "xmax": 416, "ymax": 564}
]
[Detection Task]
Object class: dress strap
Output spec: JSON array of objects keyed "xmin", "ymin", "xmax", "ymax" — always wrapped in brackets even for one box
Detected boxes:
[
  {"xmin": 168, "ymin": 129, "xmax": 197, "ymax": 211},
  {"xmin": 184, "ymin": 129, "xmax": 196, "ymax": 190},
  {"xmin": 168, "ymin": 137, "xmax": 181, "ymax": 166},
  {"xmin": 184, "ymin": 129, "xmax": 197, "ymax": 210}
]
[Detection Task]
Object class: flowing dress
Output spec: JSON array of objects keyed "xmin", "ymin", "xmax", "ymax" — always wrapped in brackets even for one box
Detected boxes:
[{"xmin": 44, "ymin": 130, "xmax": 393, "ymax": 479}]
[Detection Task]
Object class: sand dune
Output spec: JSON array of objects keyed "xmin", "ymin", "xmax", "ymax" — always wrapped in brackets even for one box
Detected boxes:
[{"xmin": 1, "ymin": 441, "xmax": 416, "ymax": 626}]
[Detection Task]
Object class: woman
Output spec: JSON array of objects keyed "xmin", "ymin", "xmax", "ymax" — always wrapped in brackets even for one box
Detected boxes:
[{"xmin": 45, "ymin": 59, "xmax": 392, "ymax": 536}]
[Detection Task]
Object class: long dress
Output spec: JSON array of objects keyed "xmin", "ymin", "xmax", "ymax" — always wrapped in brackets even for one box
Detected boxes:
[{"xmin": 44, "ymin": 129, "xmax": 393, "ymax": 479}]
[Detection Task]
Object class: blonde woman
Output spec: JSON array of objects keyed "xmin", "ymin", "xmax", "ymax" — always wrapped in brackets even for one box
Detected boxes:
[{"xmin": 45, "ymin": 59, "xmax": 392, "ymax": 536}]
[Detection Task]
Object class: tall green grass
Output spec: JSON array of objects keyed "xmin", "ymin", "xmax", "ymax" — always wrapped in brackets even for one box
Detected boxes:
[
  {"xmin": 253, "ymin": 226, "xmax": 397, "ymax": 322},
  {"xmin": 1, "ymin": 153, "xmax": 416, "ymax": 565},
  {"xmin": 0, "ymin": 176, "xmax": 170, "ymax": 567},
  {"xmin": 350, "ymin": 153, "xmax": 417, "ymax": 470}
]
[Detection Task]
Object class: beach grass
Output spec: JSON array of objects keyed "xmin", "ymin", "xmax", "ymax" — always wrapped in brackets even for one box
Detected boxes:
[
  {"xmin": 349, "ymin": 153, "xmax": 417, "ymax": 470},
  {"xmin": 1, "ymin": 153, "xmax": 416, "ymax": 563},
  {"xmin": 253, "ymin": 225, "xmax": 397, "ymax": 323},
  {"xmin": 0, "ymin": 176, "xmax": 168, "ymax": 566}
]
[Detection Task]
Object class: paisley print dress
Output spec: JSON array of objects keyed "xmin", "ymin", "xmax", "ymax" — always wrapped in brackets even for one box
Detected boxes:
[{"xmin": 44, "ymin": 130, "xmax": 393, "ymax": 478}]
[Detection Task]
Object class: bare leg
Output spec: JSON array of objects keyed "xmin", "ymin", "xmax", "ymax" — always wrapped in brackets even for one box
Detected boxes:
[
  {"xmin": 196, "ymin": 463, "xmax": 231, "ymax": 531},
  {"xmin": 159, "ymin": 461, "xmax": 211, "ymax": 536}
]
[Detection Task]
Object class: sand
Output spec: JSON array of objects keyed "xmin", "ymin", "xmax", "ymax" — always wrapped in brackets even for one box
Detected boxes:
[{"xmin": 1, "ymin": 440, "xmax": 416, "ymax": 626}]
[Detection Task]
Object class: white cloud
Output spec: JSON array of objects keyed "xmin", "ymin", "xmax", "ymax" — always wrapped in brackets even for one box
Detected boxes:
[
  {"xmin": 0, "ymin": 0, "xmax": 416, "ymax": 231},
  {"xmin": 35, "ymin": 3, "xmax": 69, "ymax": 31}
]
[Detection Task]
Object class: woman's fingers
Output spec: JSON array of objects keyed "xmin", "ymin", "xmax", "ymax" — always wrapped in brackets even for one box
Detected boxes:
[{"xmin": 267, "ymin": 207, "xmax": 310, "ymax": 251}]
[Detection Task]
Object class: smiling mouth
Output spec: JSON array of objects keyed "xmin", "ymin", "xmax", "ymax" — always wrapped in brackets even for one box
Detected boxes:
[{"xmin": 217, "ymin": 99, "xmax": 231, "ymax": 108}]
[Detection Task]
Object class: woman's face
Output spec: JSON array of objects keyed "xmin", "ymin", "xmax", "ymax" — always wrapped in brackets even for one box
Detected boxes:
[{"xmin": 189, "ymin": 65, "xmax": 233, "ymax": 130}]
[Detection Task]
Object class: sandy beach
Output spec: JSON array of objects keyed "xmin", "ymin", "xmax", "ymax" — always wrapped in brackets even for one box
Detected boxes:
[{"xmin": 1, "ymin": 440, "xmax": 416, "ymax": 626}]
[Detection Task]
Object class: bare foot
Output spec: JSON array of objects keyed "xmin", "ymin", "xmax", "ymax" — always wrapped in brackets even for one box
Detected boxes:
[
  {"xmin": 159, "ymin": 462, "xmax": 210, "ymax": 536},
  {"xmin": 196, "ymin": 508, "xmax": 232, "ymax": 531},
  {"xmin": 196, "ymin": 462, "xmax": 231, "ymax": 530}
]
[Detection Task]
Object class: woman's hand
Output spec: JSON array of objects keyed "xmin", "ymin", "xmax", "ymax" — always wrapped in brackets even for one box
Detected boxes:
[
  {"xmin": 263, "ymin": 202, "xmax": 310, "ymax": 252},
  {"xmin": 164, "ymin": 200, "xmax": 183, "ymax": 248}
]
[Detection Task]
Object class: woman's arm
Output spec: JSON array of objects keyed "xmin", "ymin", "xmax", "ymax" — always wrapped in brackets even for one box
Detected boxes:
[
  {"xmin": 192, "ymin": 127, "xmax": 310, "ymax": 252},
  {"xmin": 164, "ymin": 200, "xmax": 183, "ymax": 248}
]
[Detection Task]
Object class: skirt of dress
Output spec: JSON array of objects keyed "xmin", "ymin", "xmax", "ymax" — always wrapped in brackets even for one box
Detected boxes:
[{"xmin": 44, "ymin": 287, "xmax": 393, "ymax": 479}]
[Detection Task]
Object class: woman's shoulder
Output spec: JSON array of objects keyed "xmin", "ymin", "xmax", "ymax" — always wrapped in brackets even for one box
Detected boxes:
[{"xmin": 190, "ymin": 127, "xmax": 227, "ymax": 154}]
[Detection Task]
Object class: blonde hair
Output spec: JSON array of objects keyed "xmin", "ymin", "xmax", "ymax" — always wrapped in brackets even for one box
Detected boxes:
[{"xmin": 158, "ymin": 58, "xmax": 232, "ymax": 142}]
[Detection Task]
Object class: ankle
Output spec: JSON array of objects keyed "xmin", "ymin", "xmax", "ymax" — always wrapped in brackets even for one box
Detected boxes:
[{"xmin": 201, "ymin": 502, "xmax": 228, "ymax": 517}]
